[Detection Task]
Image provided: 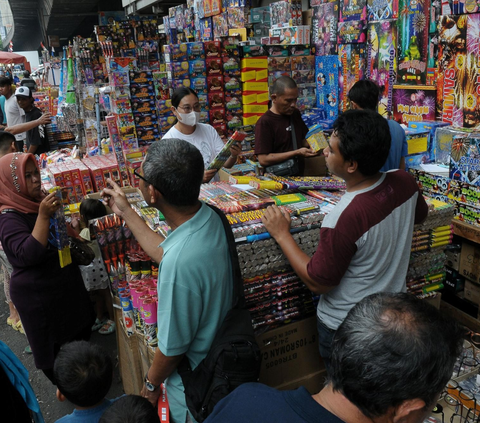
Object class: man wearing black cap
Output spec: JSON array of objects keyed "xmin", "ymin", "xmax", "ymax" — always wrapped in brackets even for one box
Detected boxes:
[{"xmin": 15, "ymin": 86, "xmax": 49, "ymax": 154}]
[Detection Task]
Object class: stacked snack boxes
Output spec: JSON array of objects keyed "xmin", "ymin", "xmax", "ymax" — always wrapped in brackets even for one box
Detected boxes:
[{"xmin": 241, "ymin": 56, "xmax": 269, "ymax": 126}]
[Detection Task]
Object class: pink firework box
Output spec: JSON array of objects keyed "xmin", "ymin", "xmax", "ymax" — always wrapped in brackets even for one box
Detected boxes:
[
  {"xmin": 338, "ymin": 43, "xmax": 367, "ymax": 112},
  {"xmin": 366, "ymin": 20, "xmax": 397, "ymax": 116},
  {"xmin": 67, "ymin": 166, "xmax": 86, "ymax": 200},
  {"xmin": 392, "ymin": 85, "xmax": 436, "ymax": 124},
  {"xmin": 436, "ymin": 14, "xmax": 467, "ymax": 127}
]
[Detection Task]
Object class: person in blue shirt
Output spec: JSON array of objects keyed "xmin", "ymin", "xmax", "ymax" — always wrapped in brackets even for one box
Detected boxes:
[
  {"xmin": 102, "ymin": 139, "xmax": 233, "ymax": 423},
  {"xmin": 348, "ymin": 79, "xmax": 408, "ymax": 171},
  {"xmin": 54, "ymin": 341, "xmax": 119, "ymax": 423}
]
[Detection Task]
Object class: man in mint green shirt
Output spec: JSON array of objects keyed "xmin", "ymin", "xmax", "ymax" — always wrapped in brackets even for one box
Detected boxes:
[{"xmin": 103, "ymin": 138, "xmax": 233, "ymax": 423}]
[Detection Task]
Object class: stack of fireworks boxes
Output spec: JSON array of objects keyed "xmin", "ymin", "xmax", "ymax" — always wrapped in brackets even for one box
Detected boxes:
[
  {"xmin": 107, "ymin": 57, "xmax": 138, "ymax": 152},
  {"xmin": 47, "ymin": 161, "xmax": 95, "ymax": 205},
  {"xmin": 241, "ymin": 55, "xmax": 269, "ymax": 126},
  {"xmin": 268, "ymin": 0, "xmax": 309, "ymax": 44},
  {"xmin": 162, "ymin": 42, "xmax": 210, "ymax": 125}
]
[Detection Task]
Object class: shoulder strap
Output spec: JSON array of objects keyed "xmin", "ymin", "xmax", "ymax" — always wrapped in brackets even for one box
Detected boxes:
[
  {"xmin": 206, "ymin": 203, "xmax": 245, "ymax": 309},
  {"xmin": 290, "ymin": 115, "xmax": 298, "ymax": 150}
]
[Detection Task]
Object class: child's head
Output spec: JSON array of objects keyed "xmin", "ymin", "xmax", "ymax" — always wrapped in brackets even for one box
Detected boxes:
[
  {"xmin": 80, "ymin": 198, "xmax": 107, "ymax": 224},
  {"xmin": 54, "ymin": 340, "xmax": 113, "ymax": 408},
  {"xmin": 0, "ymin": 131, "xmax": 16, "ymax": 156},
  {"xmin": 99, "ymin": 395, "xmax": 160, "ymax": 423}
]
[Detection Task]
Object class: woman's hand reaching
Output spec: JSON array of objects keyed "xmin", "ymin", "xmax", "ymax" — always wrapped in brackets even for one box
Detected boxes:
[{"xmin": 38, "ymin": 192, "xmax": 62, "ymax": 220}]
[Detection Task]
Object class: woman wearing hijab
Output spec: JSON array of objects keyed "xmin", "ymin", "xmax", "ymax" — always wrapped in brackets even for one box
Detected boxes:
[{"xmin": 0, "ymin": 153, "xmax": 95, "ymax": 382}]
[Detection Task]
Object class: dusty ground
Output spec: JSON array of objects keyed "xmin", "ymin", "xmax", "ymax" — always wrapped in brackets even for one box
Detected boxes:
[{"xmin": 0, "ymin": 285, "xmax": 125, "ymax": 422}]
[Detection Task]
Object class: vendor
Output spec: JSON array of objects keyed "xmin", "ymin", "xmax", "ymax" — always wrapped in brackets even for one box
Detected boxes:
[
  {"xmin": 254, "ymin": 76, "xmax": 317, "ymax": 175},
  {"xmin": 162, "ymin": 87, "xmax": 241, "ymax": 183}
]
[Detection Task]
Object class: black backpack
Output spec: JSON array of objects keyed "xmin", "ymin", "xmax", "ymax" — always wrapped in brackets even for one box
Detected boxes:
[{"xmin": 177, "ymin": 204, "xmax": 262, "ymax": 422}]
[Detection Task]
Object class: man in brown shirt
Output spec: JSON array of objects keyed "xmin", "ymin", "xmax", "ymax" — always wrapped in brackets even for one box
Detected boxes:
[{"xmin": 254, "ymin": 76, "xmax": 317, "ymax": 173}]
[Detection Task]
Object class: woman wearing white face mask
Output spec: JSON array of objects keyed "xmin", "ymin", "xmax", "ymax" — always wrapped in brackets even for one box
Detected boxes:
[{"xmin": 162, "ymin": 87, "xmax": 241, "ymax": 183}]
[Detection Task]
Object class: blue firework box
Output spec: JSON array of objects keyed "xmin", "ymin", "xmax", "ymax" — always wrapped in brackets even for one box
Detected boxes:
[
  {"xmin": 315, "ymin": 55, "xmax": 339, "ymax": 120},
  {"xmin": 450, "ymin": 135, "xmax": 480, "ymax": 186}
]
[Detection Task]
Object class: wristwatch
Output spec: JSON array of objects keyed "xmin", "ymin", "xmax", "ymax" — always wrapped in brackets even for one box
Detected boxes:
[{"xmin": 144, "ymin": 373, "xmax": 160, "ymax": 392}]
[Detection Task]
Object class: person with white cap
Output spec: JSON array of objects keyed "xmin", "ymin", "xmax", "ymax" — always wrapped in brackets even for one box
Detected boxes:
[{"xmin": 14, "ymin": 86, "xmax": 49, "ymax": 155}]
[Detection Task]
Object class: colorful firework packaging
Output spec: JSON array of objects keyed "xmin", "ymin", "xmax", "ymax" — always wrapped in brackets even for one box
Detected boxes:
[
  {"xmin": 367, "ymin": 0, "xmax": 399, "ymax": 20},
  {"xmin": 396, "ymin": 0, "xmax": 430, "ymax": 85},
  {"xmin": 449, "ymin": 134, "xmax": 480, "ymax": 186},
  {"xmin": 315, "ymin": 55, "xmax": 340, "ymax": 119},
  {"xmin": 338, "ymin": 43, "xmax": 367, "ymax": 111},
  {"xmin": 393, "ymin": 85, "xmax": 436, "ymax": 124},
  {"xmin": 436, "ymin": 14, "xmax": 467, "ymax": 127},
  {"xmin": 312, "ymin": 2, "xmax": 339, "ymax": 56},
  {"xmin": 367, "ymin": 20, "xmax": 398, "ymax": 116}
]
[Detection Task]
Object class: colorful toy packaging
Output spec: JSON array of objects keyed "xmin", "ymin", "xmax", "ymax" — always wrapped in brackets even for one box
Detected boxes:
[
  {"xmin": 396, "ymin": 0, "xmax": 430, "ymax": 85},
  {"xmin": 366, "ymin": 20, "xmax": 397, "ymax": 116}
]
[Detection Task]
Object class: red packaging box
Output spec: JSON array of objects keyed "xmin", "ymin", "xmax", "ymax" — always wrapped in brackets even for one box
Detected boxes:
[
  {"xmin": 209, "ymin": 108, "xmax": 227, "ymax": 125},
  {"xmin": 208, "ymin": 92, "xmax": 225, "ymax": 109},
  {"xmin": 206, "ymin": 58, "xmax": 223, "ymax": 76},
  {"xmin": 207, "ymin": 76, "xmax": 225, "ymax": 93},
  {"xmin": 204, "ymin": 41, "xmax": 222, "ymax": 57}
]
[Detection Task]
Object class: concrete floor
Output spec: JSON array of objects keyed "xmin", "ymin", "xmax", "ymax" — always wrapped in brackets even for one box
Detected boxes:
[{"xmin": 0, "ymin": 284, "xmax": 125, "ymax": 422}]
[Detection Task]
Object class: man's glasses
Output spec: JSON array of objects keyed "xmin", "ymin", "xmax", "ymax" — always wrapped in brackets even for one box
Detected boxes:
[
  {"xmin": 133, "ymin": 168, "xmax": 163, "ymax": 195},
  {"xmin": 177, "ymin": 104, "xmax": 201, "ymax": 113}
]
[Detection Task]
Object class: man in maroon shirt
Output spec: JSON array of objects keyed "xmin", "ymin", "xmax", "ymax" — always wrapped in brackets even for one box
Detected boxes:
[{"xmin": 254, "ymin": 76, "xmax": 317, "ymax": 173}]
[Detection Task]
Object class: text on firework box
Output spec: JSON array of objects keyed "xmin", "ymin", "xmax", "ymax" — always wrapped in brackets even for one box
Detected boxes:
[{"xmin": 460, "ymin": 242, "xmax": 480, "ymax": 284}]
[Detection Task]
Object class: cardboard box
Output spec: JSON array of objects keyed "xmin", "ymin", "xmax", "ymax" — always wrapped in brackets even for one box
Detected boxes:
[
  {"xmin": 256, "ymin": 316, "xmax": 325, "ymax": 389},
  {"xmin": 460, "ymin": 242, "xmax": 480, "ymax": 283},
  {"xmin": 465, "ymin": 280, "xmax": 480, "ymax": 305},
  {"xmin": 116, "ymin": 319, "xmax": 143, "ymax": 395},
  {"xmin": 445, "ymin": 248, "xmax": 461, "ymax": 272}
]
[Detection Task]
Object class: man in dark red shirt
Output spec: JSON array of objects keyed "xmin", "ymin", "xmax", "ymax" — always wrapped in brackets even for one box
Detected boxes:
[{"xmin": 254, "ymin": 76, "xmax": 317, "ymax": 173}]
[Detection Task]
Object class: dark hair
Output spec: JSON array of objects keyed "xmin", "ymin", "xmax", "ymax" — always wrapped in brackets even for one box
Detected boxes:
[
  {"xmin": 23, "ymin": 70, "xmax": 30, "ymax": 78},
  {"xmin": 80, "ymin": 198, "xmax": 107, "ymax": 223},
  {"xmin": 332, "ymin": 109, "xmax": 391, "ymax": 176},
  {"xmin": 0, "ymin": 131, "xmax": 15, "ymax": 156},
  {"xmin": 171, "ymin": 87, "xmax": 198, "ymax": 108},
  {"xmin": 0, "ymin": 76, "xmax": 12, "ymax": 87},
  {"xmin": 54, "ymin": 341, "xmax": 113, "ymax": 408},
  {"xmin": 143, "ymin": 138, "xmax": 204, "ymax": 207},
  {"xmin": 270, "ymin": 76, "xmax": 297, "ymax": 96},
  {"xmin": 330, "ymin": 292, "xmax": 464, "ymax": 419},
  {"xmin": 348, "ymin": 80, "xmax": 381, "ymax": 111},
  {"xmin": 99, "ymin": 395, "xmax": 160, "ymax": 423}
]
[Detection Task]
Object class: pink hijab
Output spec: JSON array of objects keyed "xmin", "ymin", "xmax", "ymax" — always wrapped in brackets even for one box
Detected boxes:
[{"xmin": 0, "ymin": 153, "xmax": 42, "ymax": 214}]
